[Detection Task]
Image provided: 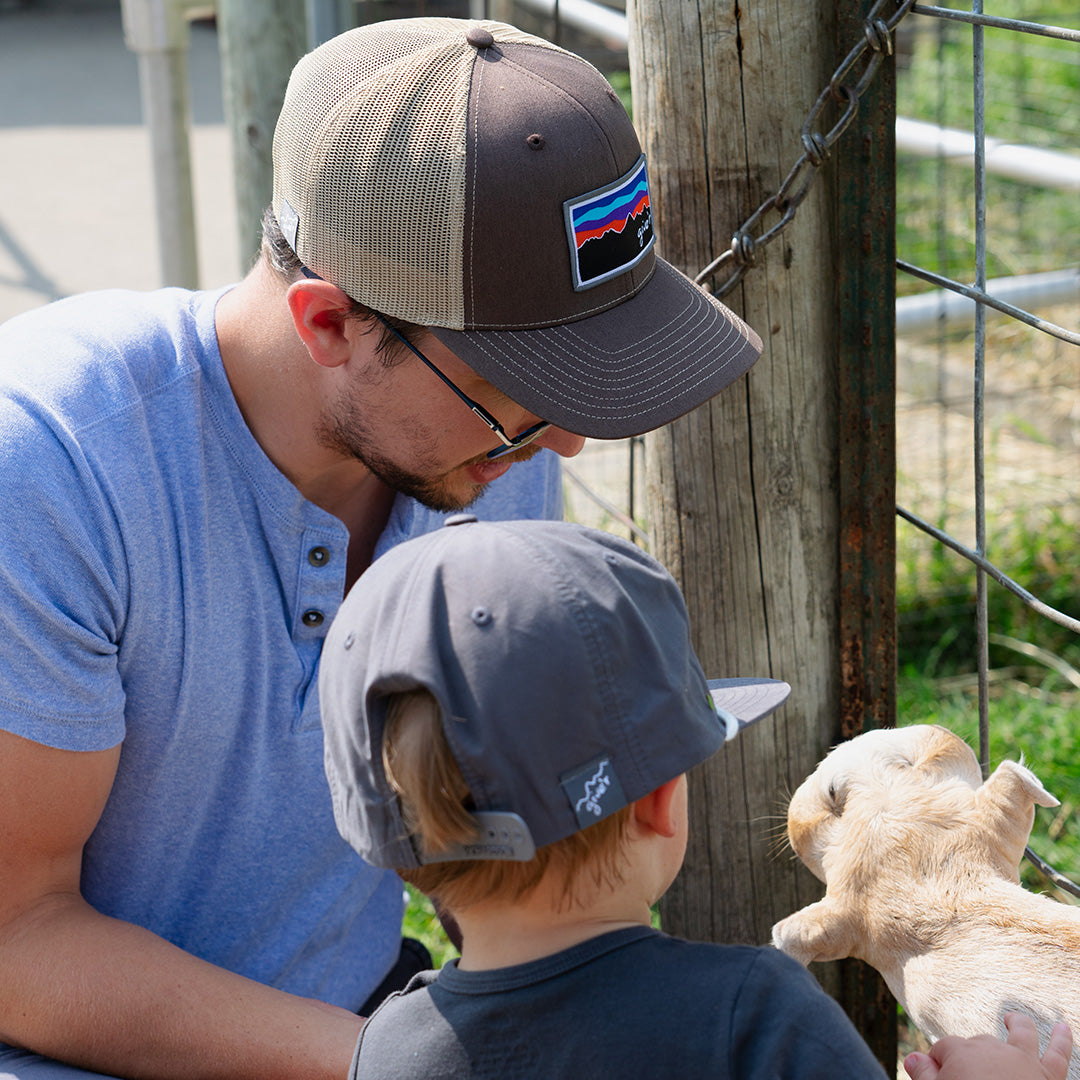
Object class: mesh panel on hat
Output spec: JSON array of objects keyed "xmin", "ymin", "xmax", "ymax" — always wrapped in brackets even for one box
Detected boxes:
[{"xmin": 273, "ymin": 19, "xmax": 567, "ymax": 327}]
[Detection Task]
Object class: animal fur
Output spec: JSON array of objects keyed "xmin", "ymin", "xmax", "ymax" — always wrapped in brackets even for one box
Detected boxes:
[{"xmin": 772, "ymin": 724, "xmax": 1080, "ymax": 1077}]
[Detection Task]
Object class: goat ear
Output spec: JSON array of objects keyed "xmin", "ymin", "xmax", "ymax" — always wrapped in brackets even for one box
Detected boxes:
[
  {"xmin": 981, "ymin": 759, "xmax": 1060, "ymax": 811},
  {"xmin": 974, "ymin": 760, "xmax": 1059, "ymax": 877},
  {"xmin": 772, "ymin": 899, "xmax": 857, "ymax": 966},
  {"xmin": 915, "ymin": 724, "xmax": 980, "ymax": 783}
]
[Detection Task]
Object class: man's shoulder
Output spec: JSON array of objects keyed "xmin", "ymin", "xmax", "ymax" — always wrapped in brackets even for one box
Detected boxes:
[
  {"xmin": 0, "ymin": 286, "xmax": 240, "ymax": 568},
  {"xmin": 0, "ymin": 287, "xmax": 229, "ymax": 462},
  {"xmin": 0, "ymin": 287, "xmax": 205, "ymax": 353},
  {"xmin": 0, "ymin": 287, "xmax": 222, "ymax": 421}
]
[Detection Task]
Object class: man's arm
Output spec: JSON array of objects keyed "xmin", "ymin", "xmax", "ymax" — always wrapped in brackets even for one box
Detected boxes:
[{"xmin": 0, "ymin": 730, "xmax": 364, "ymax": 1080}]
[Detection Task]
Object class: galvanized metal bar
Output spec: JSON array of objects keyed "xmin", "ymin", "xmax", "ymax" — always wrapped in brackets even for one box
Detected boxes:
[
  {"xmin": 120, "ymin": 0, "xmax": 201, "ymax": 289},
  {"xmin": 896, "ymin": 118, "xmax": 1080, "ymax": 192},
  {"xmin": 910, "ymin": 5, "xmax": 1080, "ymax": 43},
  {"xmin": 972, "ymin": 0, "xmax": 990, "ymax": 777},
  {"xmin": 895, "ymin": 265, "xmax": 1080, "ymax": 343},
  {"xmin": 501, "ymin": 0, "xmax": 628, "ymax": 43},
  {"xmin": 306, "ymin": 0, "xmax": 348, "ymax": 47},
  {"xmin": 896, "ymin": 506, "xmax": 1080, "ymax": 635}
]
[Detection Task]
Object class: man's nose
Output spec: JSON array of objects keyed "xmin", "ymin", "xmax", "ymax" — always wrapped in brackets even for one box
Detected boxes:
[{"xmin": 537, "ymin": 427, "xmax": 587, "ymax": 458}]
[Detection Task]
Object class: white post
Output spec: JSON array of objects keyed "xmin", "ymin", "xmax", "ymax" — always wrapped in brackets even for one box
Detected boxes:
[
  {"xmin": 216, "ymin": 0, "xmax": 307, "ymax": 271},
  {"xmin": 120, "ymin": 0, "xmax": 200, "ymax": 289}
]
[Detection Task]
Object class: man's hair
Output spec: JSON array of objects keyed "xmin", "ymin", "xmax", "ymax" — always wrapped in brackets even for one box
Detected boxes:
[
  {"xmin": 260, "ymin": 206, "xmax": 425, "ymax": 361},
  {"xmin": 382, "ymin": 688, "xmax": 634, "ymax": 913}
]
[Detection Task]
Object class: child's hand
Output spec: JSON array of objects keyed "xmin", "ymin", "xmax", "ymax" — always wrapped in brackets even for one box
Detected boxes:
[{"xmin": 903, "ymin": 1012, "xmax": 1073, "ymax": 1080}]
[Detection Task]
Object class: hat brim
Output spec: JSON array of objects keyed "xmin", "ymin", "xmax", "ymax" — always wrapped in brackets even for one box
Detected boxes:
[
  {"xmin": 429, "ymin": 257, "xmax": 763, "ymax": 440},
  {"xmin": 708, "ymin": 677, "xmax": 791, "ymax": 741}
]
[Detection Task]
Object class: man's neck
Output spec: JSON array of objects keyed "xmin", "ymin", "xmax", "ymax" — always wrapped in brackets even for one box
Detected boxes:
[{"xmin": 214, "ymin": 265, "xmax": 395, "ymax": 582}]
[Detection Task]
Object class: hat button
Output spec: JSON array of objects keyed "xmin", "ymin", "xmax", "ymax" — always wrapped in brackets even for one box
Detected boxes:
[
  {"xmin": 445, "ymin": 513, "xmax": 478, "ymax": 527},
  {"xmin": 466, "ymin": 26, "xmax": 495, "ymax": 49}
]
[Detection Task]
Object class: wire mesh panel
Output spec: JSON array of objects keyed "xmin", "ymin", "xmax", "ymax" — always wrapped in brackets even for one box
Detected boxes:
[
  {"xmin": 894, "ymin": 1, "xmax": 1080, "ymax": 898},
  {"xmin": 895, "ymin": 7, "xmax": 1080, "ymax": 287}
]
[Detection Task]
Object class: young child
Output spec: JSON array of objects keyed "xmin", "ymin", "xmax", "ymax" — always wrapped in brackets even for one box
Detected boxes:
[{"xmin": 319, "ymin": 514, "xmax": 893, "ymax": 1078}]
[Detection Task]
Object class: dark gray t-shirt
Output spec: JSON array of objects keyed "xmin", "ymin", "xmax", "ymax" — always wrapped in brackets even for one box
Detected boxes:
[{"xmin": 351, "ymin": 926, "xmax": 890, "ymax": 1078}]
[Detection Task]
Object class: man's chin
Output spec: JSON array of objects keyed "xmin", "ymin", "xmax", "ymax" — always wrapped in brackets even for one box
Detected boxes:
[
  {"xmin": 340, "ymin": 436, "xmax": 542, "ymax": 514},
  {"xmin": 368, "ymin": 461, "xmax": 493, "ymax": 515},
  {"xmin": 420, "ymin": 445, "xmax": 542, "ymax": 512}
]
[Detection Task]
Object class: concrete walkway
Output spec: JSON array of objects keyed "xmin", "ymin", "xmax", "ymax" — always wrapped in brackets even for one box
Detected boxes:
[{"xmin": 0, "ymin": 0, "xmax": 238, "ymax": 325}]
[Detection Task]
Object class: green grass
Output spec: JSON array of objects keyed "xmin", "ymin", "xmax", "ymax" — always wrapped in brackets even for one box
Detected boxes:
[
  {"xmin": 897, "ymin": 512, "xmax": 1080, "ymax": 679},
  {"xmin": 402, "ymin": 884, "xmax": 458, "ymax": 968},
  {"xmin": 896, "ymin": 505, "xmax": 1080, "ymax": 895}
]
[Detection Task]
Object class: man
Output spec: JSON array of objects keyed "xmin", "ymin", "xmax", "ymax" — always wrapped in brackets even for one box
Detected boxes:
[{"xmin": 0, "ymin": 17, "xmax": 761, "ymax": 1080}]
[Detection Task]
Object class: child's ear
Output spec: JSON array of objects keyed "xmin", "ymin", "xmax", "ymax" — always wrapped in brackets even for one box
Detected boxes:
[{"xmin": 633, "ymin": 776, "xmax": 684, "ymax": 839}]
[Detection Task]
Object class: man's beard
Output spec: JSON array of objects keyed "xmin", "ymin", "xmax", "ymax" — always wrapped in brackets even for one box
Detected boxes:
[{"xmin": 315, "ymin": 394, "xmax": 540, "ymax": 514}]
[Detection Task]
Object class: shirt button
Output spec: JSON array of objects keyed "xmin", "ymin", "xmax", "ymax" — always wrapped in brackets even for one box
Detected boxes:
[
  {"xmin": 308, "ymin": 546, "xmax": 331, "ymax": 567},
  {"xmin": 302, "ymin": 610, "xmax": 325, "ymax": 627}
]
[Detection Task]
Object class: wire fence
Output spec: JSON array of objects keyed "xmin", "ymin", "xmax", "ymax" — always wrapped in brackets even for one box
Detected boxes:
[{"xmin": 891, "ymin": 0, "xmax": 1079, "ymax": 899}]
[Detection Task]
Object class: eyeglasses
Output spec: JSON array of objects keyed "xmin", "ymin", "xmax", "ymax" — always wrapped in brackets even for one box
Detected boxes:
[{"xmin": 374, "ymin": 315, "xmax": 551, "ymax": 460}]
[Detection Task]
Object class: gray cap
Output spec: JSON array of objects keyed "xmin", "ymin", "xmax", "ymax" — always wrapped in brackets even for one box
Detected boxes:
[{"xmin": 319, "ymin": 517, "xmax": 790, "ymax": 868}]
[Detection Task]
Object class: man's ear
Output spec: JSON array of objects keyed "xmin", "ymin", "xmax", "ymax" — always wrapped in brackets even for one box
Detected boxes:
[
  {"xmin": 286, "ymin": 279, "xmax": 358, "ymax": 368},
  {"xmin": 633, "ymin": 776, "xmax": 684, "ymax": 839}
]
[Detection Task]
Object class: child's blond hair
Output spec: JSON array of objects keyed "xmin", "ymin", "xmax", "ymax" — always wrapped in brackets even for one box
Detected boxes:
[{"xmin": 382, "ymin": 688, "xmax": 633, "ymax": 913}]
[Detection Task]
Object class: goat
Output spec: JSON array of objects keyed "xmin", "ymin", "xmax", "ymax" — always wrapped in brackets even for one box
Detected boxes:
[{"xmin": 772, "ymin": 724, "xmax": 1079, "ymax": 1077}]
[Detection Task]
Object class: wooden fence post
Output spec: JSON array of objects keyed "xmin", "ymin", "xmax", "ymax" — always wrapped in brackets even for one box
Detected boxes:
[
  {"xmin": 834, "ymin": 0, "xmax": 899, "ymax": 1061},
  {"xmin": 216, "ymin": 0, "xmax": 308, "ymax": 271},
  {"xmin": 627, "ymin": 0, "xmax": 896, "ymax": 1068}
]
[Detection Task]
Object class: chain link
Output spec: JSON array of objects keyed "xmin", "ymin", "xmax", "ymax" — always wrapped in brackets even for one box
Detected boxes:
[{"xmin": 695, "ymin": 0, "xmax": 918, "ymax": 297}]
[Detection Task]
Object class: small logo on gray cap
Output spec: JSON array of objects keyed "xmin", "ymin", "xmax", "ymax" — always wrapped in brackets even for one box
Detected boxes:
[{"xmin": 561, "ymin": 755, "xmax": 627, "ymax": 829}]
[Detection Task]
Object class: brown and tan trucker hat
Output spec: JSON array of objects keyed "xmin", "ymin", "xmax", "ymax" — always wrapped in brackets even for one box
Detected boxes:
[{"xmin": 272, "ymin": 17, "xmax": 763, "ymax": 439}]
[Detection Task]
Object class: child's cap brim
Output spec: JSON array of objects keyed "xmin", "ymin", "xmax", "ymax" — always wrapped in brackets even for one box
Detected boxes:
[{"xmin": 708, "ymin": 678, "xmax": 791, "ymax": 741}]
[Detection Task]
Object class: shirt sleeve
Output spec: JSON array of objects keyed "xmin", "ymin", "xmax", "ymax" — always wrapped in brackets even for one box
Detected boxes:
[
  {"xmin": 0, "ymin": 393, "xmax": 127, "ymax": 750},
  {"xmin": 730, "ymin": 949, "xmax": 892, "ymax": 1080}
]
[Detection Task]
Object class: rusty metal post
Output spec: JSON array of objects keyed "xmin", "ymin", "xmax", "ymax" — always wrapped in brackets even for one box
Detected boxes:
[{"xmin": 835, "ymin": 0, "xmax": 899, "ymax": 1068}]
